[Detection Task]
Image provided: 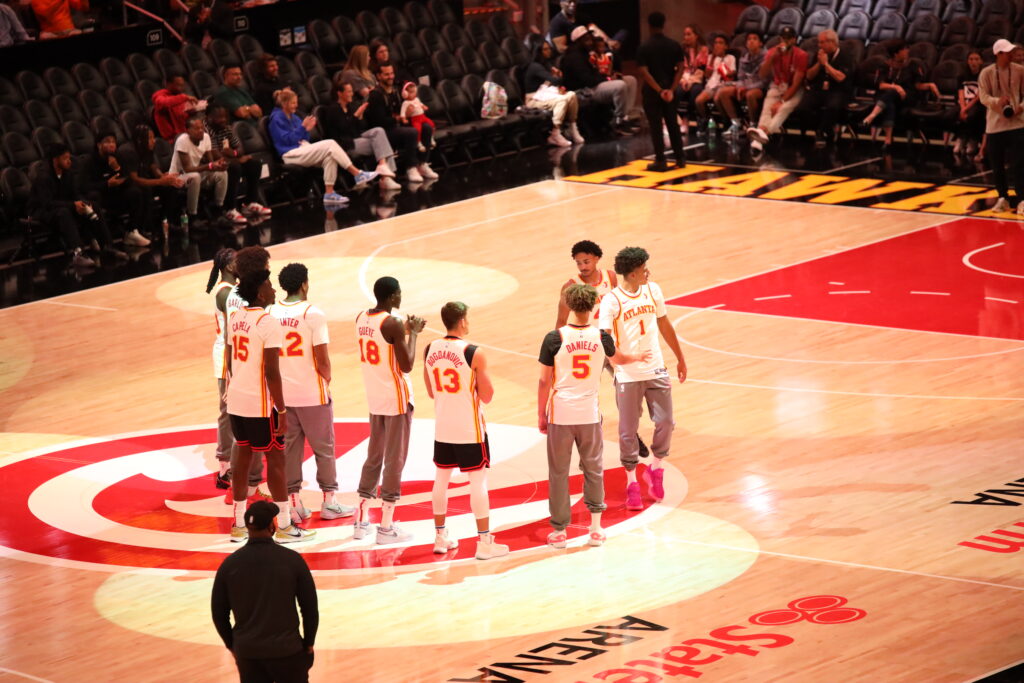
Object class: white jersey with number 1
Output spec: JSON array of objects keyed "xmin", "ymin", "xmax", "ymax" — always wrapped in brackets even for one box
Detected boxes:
[
  {"xmin": 598, "ymin": 281, "xmax": 668, "ymax": 384},
  {"xmin": 268, "ymin": 300, "xmax": 330, "ymax": 407},
  {"xmin": 212, "ymin": 281, "xmax": 234, "ymax": 379}
]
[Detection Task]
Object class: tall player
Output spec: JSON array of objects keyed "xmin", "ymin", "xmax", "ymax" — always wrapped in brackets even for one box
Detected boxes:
[
  {"xmin": 269, "ymin": 263, "xmax": 355, "ymax": 525},
  {"xmin": 207, "ymin": 247, "xmax": 236, "ymax": 489},
  {"xmin": 538, "ymin": 284, "xmax": 648, "ymax": 548},
  {"xmin": 598, "ymin": 247, "xmax": 687, "ymax": 510},
  {"xmin": 424, "ymin": 302, "xmax": 509, "ymax": 560},
  {"xmin": 354, "ymin": 276, "xmax": 425, "ymax": 544},
  {"xmin": 556, "ymin": 240, "xmax": 650, "ymax": 459},
  {"xmin": 226, "ymin": 269, "xmax": 317, "ymax": 543}
]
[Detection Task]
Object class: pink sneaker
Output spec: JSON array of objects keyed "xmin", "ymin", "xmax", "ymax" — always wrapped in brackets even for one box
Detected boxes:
[
  {"xmin": 644, "ymin": 467, "xmax": 665, "ymax": 502},
  {"xmin": 626, "ymin": 482, "xmax": 643, "ymax": 510}
]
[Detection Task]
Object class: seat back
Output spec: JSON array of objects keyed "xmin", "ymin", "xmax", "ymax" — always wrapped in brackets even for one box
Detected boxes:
[
  {"xmin": 419, "ymin": 27, "xmax": 450, "ymax": 54},
  {"xmin": 61, "ymin": 120, "xmax": 94, "ymax": 156},
  {"xmin": 43, "ymin": 67, "xmax": 78, "ymax": 98},
  {"xmin": 501, "ymin": 36, "xmax": 531, "ymax": 66},
  {"xmin": 308, "ymin": 19, "xmax": 346, "ymax": 65},
  {"xmin": 457, "ymin": 44, "xmax": 487, "ymax": 75},
  {"xmin": 907, "ymin": 0, "xmax": 943, "ymax": 20},
  {"xmin": 0, "ymin": 167, "xmax": 32, "ymax": 212},
  {"xmin": 405, "ymin": 1, "xmax": 436, "ymax": 31},
  {"xmin": 871, "ymin": 0, "xmax": 906, "ymax": 18},
  {"xmin": 77, "ymin": 89, "xmax": 115, "ymax": 119},
  {"xmin": 904, "ymin": 12, "xmax": 942, "ymax": 43},
  {"xmin": 432, "ymin": 50, "xmax": 465, "ymax": 81},
  {"xmin": 296, "ymin": 52, "xmax": 328, "ymax": 80},
  {"xmin": 31, "ymin": 127, "xmax": 63, "ymax": 159},
  {"xmin": 108, "ymin": 84, "xmax": 144, "ymax": 114},
  {"xmin": 209, "ymin": 38, "xmax": 242, "ymax": 68},
  {"xmin": 802, "ymin": 9, "xmax": 837, "ymax": 36},
  {"xmin": 735, "ymin": 4, "xmax": 769, "ymax": 34},
  {"xmin": 939, "ymin": 42, "xmax": 971, "ymax": 63},
  {"xmin": 0, "ymin": 104, "xmax": 30, "ymax": 136},
  {"xmin": 805, "ymin": 0, "xmax": 839, "ymax": 12},
  {"xmin": 307, "ymin": 75, "xmax": 332, "ymax": 105},
  {"xmin": 25, "ymin": 100, "xmax": 60, "ymax": 130},
  {"xmin": 839, "ymin": 0, "xmax": 874, "ymax": 14},
  {"xmin": 908, "ymin": 40, "xmax": 938, "ymax": 69},
  {"xmin": 91, "ymin": 115, "xmax": 126, "ymax": 144},
  {"xmin": 0, "ymin": 77, "xmax": 24, "ymax": 107},
  {"xmin": 190, "ymin": 71, "xmax": 220, "ymax": 99},
  {"xmin": 51, "ymin": 94, "xmax": 87, "ymax": 125},
  {"xmin": 428, "ymin": 0, "xmax": 458, "ymax": 26},
  {"xmin": 3, "ymin": 131, "xmax": 38, "ymax": 168},
  {"xmin": 485, "ymin": 68, "xmax": 523, "ymax": 107},
  {"xmin": 135, "ymin": 80, "xmax": 162, "ymax": 107},
  {"xmin": 940, "ymin": 15, "xmax": 976, "ymax": 45},
  {"xmin": 127, "ymin": 52, "xmax": 163, "ymax": 84},
  {"xmin": 464, "ymin": 18, "xmax": 495, "ymax": 46},
  {"xmin": 930, "ymin": 59, "xmax": 963, "ymax": 95},
  {"xmin": 942, "ymin": 0, "xmax": 978, "ymax": 21},
  {"xmin": 437, "ymin": 79, "xmax": 476, "ymax": 124},
  {"xmin": 100, "ymin": 57, "xmax": 134, "ymax": 89},
  {"xmin": 181, "ymin": 43, "xmax": 216, "ymax": 73},
  {"xmin": 357, "ymin": 10, "xmax": 389, "ymax": 41},
  {"xmin": 234, "ymin": 34, "xmax": 265, "ymax": 63},
  {"xmin": 978, "ymin": 0, "xmax": 1015, "ymax": 23},
  {"xmin": 72, "ymin": 63, "xmax": 108, "ymax": 93},
  {"xmin": 868, "ymin": 11, "xmax": 906, "ymax": 41},
  {"xmin": 840, "ymin": 37, "xmax": 866, "ymax": 63},
  {"xmin": 479, "ymin": 41, "xmax": 511, "ymax": 71},
  {"xmin": 443, "ymin": 23, "xmax": 472, "ymax": 51},
  {"xmin": 17, "ymin": 70, "xmax": 51, "ymax": 102},
  {"xmin": 381, "ymin": 6, "xmax": 412, "ymax": 35},
  {"xmin": 332, "ymin": 15, "xmax": 366, "ymax": 49},
  {"xmin": 976, "ymin": 17, "xmax": 1010, "ymax": 46},
  {"xmin": 768, "ymin": 7, "xmax": 804, "ymax": 35}
]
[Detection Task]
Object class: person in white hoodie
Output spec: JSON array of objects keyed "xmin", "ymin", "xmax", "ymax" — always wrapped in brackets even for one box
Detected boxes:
[{"xmin": 979, "ymin": 39, "xmax": 1024, "ymax": 216}]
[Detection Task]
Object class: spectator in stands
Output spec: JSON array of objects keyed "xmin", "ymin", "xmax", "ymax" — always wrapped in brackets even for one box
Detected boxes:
[
  {"xmin": 561, "ymin": 27, "xmax": 634, "ymax": 135},
  {"xmin": 746, "ymin": 26, "xmax": 807, "ymax": 154},
  {"xmin": 319, "ymin": 81, "xmax": 402, "ymax": 191},
  {"xmin": 80, "ymin": 132, "xmax": 152, "ymax": 247},
  {"xmin": 954, "ymin": 50, "xmax": 985, "ymax": 157},
  {"xmin": 252, "ymin": 54, "xmax": 296, "ymax": 118},
  {"xmin": 801, "ymin": 29, "xmax": 854, "ymax": 148},
  {"xmin": 364, "ymin": 62, "xmax": 438, "ymax": 183},
  {"xmin": 637, "ymin": 10, "xmax": 684, "ymax": 172},
  {"xmin": 548, "ymin": 0, "xmax": 624, "ymax": 56},
  {"xmin": 524, "ymin": 39, "xmax": 584, "ymax": 147},
  {"xmin": 0, "ymin": 0, "xmax": 31, "ymax": 47},
  {"xmin": 338, "ymin": 45, "xmax": 376, "ymax": 101},
  {"xmin": 675, "ymin": 24, "xmax": 708, "ymax": 135},
  {"xmin": 861, "ymin": 40, "xmax": 922, "ymax": 150},
  {"xmin": 205, "ymin": 104, "xmax": 271, "ymax": 223},
  {"xmin": 122, "ymin": 125, "xmax": 187, "ymax": 231},
  {"xmin": 212, "ymin": 65, "xmax": 262, "ymax": 122},
  {"xmin": 153, "ymin": 74, "xmax": 199, "ymax": 141},
  {"xmin": 716, "ymin": 32, "xmax": 767, "ymax": 139},
  {"xmin": 29, "ymin": 143, "xmax": 114, "ymax": 267},
  {"xmin": 31, "ymin": 0, "xmax": 85, "ymax": 38},
  {"xmin": 979, "ymin": 39, "xmax": 1024, "ymax": 216},
  {"xmin": 694, "ymin": 34, "xmax": 736, "ymax": 130},
  {"xmin": 369, "ymin": 39, "xmax": 410, "ymax": 86},
  {"xmin": 169, "ymin": 114, "xmax": 229, "ymax": 225},
  {"xmin": 268, "ymin": 87, "xmax": 379, "ymax": 205}
]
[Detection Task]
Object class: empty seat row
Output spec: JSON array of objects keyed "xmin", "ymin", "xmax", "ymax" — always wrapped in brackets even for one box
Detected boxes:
[{"xmin": 764, "ymin": 0, "xmax": 1019, "ymax": 23}]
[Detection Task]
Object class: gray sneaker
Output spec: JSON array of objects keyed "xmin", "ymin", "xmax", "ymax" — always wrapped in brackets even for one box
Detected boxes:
[
  {"xmin": 290, "ymin": 502, "xmax": 312, "ymax": 525},
  {"xmin": 352, "ymin": 521, "xmax": 371, "ymax": 540},
  {"xmin": 376, "ymin": 525, "xmax": 413, "ymax": 545},
  {"xmin": 321, "ymin": 502, "xmax": 356, "ymax": 520}
]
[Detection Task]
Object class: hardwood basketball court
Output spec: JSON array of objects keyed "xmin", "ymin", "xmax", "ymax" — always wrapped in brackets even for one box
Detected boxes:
[{"xmin": 0, "ymin": 178, "xmax": 1021, "ymax": 683}]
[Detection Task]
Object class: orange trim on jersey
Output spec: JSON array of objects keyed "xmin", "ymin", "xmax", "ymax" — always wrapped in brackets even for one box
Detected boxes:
[
  {"xmin": 617, "ymin": 285, "xmax": 644, "ymax": 300},
  {"xmin": 311, "ymin": 352, "xmax": 327, "ymax": 405},
  {"xmin": 387, "ymin": 345, "xmax": 407, "ymax": 414},
  {"xmin": 260, "ymin": 357, "xmax": 268, "ymax": 418},
  {"xmin": 470, "ymin": 370, "xmax": 483, "ymax": 443}
]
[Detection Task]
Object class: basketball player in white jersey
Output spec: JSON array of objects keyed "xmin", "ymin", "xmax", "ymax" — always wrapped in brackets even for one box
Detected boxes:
[
  {"xmin": 556, "ymin": 240, "xmax": 651, "ymax": 459},
  {"xmin": 424, "ymin": 302, "xmax": 509, "ymax": 560},
  {"xmin": 207, "ymin": 248, "xmax": 236, "ymax": 489},
  {"xmin": 539, "ymin": 284, "xmax": 648, "ymax": 548},
  {"xmin": 269, "ymin": 263, "xmax": 355, "ymax": 525},
  {"xmin": 354, "ymin": 276, "xmax": 426, "ymax": 544},
  {"xmin": 226, "ymin": 269, "xmax": 316, "ymax": 543},
  {"xmin": 598, "ymin": 247, "xmax": 687, "ymax": 511}
]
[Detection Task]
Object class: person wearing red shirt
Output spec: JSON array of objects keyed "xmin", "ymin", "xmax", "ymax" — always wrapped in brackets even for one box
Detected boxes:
[
  {"xmin": 746, "ymin": 26, "xmax": 807, "ymax": 153},
  {"xmin": 152, "ymin": 75, "xmax": 199, "ymax": 141}
]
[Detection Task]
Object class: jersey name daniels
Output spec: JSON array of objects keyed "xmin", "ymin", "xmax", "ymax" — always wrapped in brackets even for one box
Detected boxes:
[{"xmin": 563, "ymin": 339, "xmax": 601, "ymax": 354}]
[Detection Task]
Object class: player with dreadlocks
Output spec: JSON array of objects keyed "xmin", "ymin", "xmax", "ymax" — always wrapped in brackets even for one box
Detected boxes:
[{"xmin": 207, "ymin": 248, "xmax": 237, "ymax": 488}]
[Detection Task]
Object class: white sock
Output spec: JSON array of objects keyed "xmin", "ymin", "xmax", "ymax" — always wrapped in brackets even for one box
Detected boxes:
[
  {"xmin": 324, "ymin": 491, "xmax": 336, "ymax": 505},
  {"xmin": 590, "ymin": 512, "xmax": 602, "ymax": 533},
  {"xmin": 275, "ymin": 500, "xmax": 290, "ymax": 529},
  {"xmin": 651, "ymin": 460, "xmax": 663, "ymax": 471},
  {"xmin": 233, "ymin": 500, "xmax": 246, "ymax": 527},
  {"xmin": 626, "ymin": 469, "xmax": 637, "ymax": 484},
  {"xmin": 219, "ymin": 461, "xmax": 230, "ymax": 475},
  {"xmin": 290, "ymin": 492, "xmax": 302, "ymax": 510},
  {"xmin": 381, "ymin": 501, "xmax": 395, "ymax": 529}
]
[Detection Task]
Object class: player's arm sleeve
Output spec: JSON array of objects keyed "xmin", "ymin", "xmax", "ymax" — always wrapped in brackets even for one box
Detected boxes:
[
  {"xmin": 465, "ymin": 344, "xmax": 478, "ymax": 366},
  {"xmin": 651, "ymin": 282, "xmax": 668, "ymax": 317},
  {"xmin": 600, "ymin": 330, "xmax": 617, "ymax": 357},
  {"xmin": 309, "ymin": 308, "xmax": 329, "ymax": 346},
  {"xmin": 538, "ymin": 331, "xmax": 560, "ymax": 366}
]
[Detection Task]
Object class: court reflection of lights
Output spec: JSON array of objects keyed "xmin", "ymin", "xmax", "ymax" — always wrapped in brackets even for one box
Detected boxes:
[
  {"xmin": 773, "ymin": 378, "xmax": 827, "ymax": 435},
  {"xmin": 740, "ymin": 475, "xmax": 776, "ymax": 515}
]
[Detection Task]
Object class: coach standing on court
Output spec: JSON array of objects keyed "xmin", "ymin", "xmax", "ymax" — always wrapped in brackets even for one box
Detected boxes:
[
  {"xmin": 637, "ymin": 12, "xmax": 685, "ymax": 172},
  {"xmin": 212, "ymin": 501, "xmax": 319, "ymax": 683},
  {"xmin": 979, "ymin": 39, "xmax": 1024, "ymax": 216}
]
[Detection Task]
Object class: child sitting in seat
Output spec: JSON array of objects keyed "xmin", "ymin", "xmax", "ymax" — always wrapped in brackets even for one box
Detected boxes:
[{"xmin": 399, "ymin": 81, "xmax": 435, "ymax": 152}]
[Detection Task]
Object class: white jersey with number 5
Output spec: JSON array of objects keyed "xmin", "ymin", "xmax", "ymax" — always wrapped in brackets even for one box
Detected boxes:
[
  {"xmin": 268, "ymin": 300, "xmax": 330, "ymax": 407},
  {"xmin": 355, "ymin": 310, "xmax": 413, "ymax": 416},
  {"xmin": 546, "ymin": 325, "xmax": 616, "ymax": 425},
  {"xmin": 598, "ymin": 281, "xmax": 667, "ymax": 384},
  {"xmin": 212, "ymin": 280, "xmax": 234, "ymax": 379},
  {"xmin": 425, "ymin": 337, "xmax": 485, "ymax": 444},
  {"xmin": 226, "ymin": 306, "xmax": 283, "ymax": 418}
]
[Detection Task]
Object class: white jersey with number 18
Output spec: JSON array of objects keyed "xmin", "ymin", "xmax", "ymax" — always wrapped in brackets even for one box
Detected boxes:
[{"xmin": 355, "ymin": 310, "xmax": 413, "ymax": 416}]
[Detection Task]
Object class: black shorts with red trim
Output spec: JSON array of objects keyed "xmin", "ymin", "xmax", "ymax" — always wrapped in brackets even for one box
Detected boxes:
[
  {"xmin": 433, "ymin": 435, "xmax": 490, "ymax": 472},
  {"xmin": 229, "ymin": 411, "xmax": 284, "ymax": 452}
]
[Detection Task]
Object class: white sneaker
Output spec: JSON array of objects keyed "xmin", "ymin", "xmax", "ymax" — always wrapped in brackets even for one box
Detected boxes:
[
  {"xmin": 320, "ymin": 502, "xmax": 355, "ymax": 520},
  {"xmin": 566, "ymin": 123, "xmax": 585, "ymax": 144},
  {"xmin": 993, "ymin": 198, "xmax": 1011, "ymax": 213},
  {"xmin": 750, "ymin": 139, "xmax": 763, "ymax": 152},
  {"xmin": 952, "ymin": 139, "xmax": 963, "ymax": 155},
  {"xmin": 352, "ymin": 521, "xmax": 371, "ymax": 539},
  {"xmin": 547, "ymin": 129, "xmax": 571, "ymax": 147},
  {"xmin": 71, "ymin": 249, "xmax": 95, "ymax": 268},
  {"xmin": 242, "ymin": 202, "xmax": 272, "ymax": 216},
  {"xmin": 376, "ymin": 524, "xmax": 413, "ymax": 545},
  {"xmin": 433, "ymin": 529, "xmax": 458, "ymax": 554},
  {"xmin": 417, "ymin": 163, "xmax": 438, "ymax": 180},
  {"xmin": 375, "ymin": 161, "xmax": 396, "ymax": 178},
  {"xmin": 475, "ymin": 533, "xmax": 509, "ymax": 560},
  {"xmin": 123, "ymin": 229, "xmax": 151, "ymax": 247},
  {"xmin": 274, "ymin": 524, "xmax": 317, "ymax": 543},
  {"xmin": 290, "ymin": 501, "xmax": 312, "ymax": 525},
  {"xmin": 747, "ymin": 127, "xmax": 769, "ymax": 144},
  {"xmin": 225, "ymin": 208, "xmax": 248, "ymax": 224},
  {"xmin": 379, "ymin": 176, "xmax": 402, "ymax": 191},
  {"xmin": 406, "ymin": 166, "xmax": 424, "ymax": 183}
]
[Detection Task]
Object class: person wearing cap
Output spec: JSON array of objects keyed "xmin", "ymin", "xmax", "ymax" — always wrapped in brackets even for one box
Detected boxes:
[
  {"xmin": 549, "ymin": 0, "xmax": 624, "ymax": 56},
  {"xmin": 211, "ymin": 501, "xmax": 318, "ymax": 683},
  {"xmin": 746, "ymin": 26, "xmax": 808, "ymax": 153},
  {"xmin": 979, "ymin": 38, "xmax": 1024, "ymax": 216},
  {"xmin": 561, "ymin": 26, "xmax": 635, "ymax": 134}
]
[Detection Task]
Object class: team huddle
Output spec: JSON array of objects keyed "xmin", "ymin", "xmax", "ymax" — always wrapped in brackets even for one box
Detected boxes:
[{"xmin": 207, "ymin": 240, "xmax": 686, "ymax": 556}]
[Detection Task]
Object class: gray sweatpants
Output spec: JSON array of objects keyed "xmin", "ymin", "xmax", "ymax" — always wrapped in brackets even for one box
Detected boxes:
[
  {"xmin": 353, "ymin": 127, "xmax": 397, "ymax": 172},
  {"xmin": 216, "ymin": 378, "xmax": 233, "ymax": 462},
  {"xmin": 285, "ymin": 401, "xmax": 338, "ymax": 495},
  {"xmin": 615, "ymin": 376, "xmax": 674, "ymax": 471},
  {"xmin": 547, "ymin": 422, "xmax": 606, "ymax": 531},
  {"xmin": 357, "ymin": 407, "xmax": 413, "ymax": 503}
]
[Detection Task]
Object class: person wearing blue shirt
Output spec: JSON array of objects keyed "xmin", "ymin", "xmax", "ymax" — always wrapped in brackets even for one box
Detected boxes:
[{"xmin": 267, "ymin": 88, "xmax": 379, "ymax": 205}]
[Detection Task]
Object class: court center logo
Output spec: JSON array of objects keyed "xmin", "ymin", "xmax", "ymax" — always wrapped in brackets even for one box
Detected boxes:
[{"xmin": 1, "ymin": 419, "xmax": 687, "ymax": 573}]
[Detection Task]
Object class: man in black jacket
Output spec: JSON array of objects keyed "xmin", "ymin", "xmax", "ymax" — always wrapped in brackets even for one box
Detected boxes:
[
  {"xmin": 80, "ymin": 132, "xmax": 152, "ymax": 247},
  {"xmin": 364, "ymin": 62, "xmax": 438, "ymax": 183},
  {"xmin": 319, "ymin": 81, "xmax": 402, "ymax": 190},
  {"xmin": 801, "ymin": 29, "xmax": 854, "ymax": 147},
  {"xmin": 252, "ymin": 55, "xmax": 300, "ymax": 119},
  {"xmin": 560, "ymin": 26, "xmax": 634, "ymax": 133},
  {"xmin": 212, "ymin": 501, "xmax": 318, "ymax": 683},
  {"xmin": 29, "ymin": 143, "xmax": 116, "ymax": 267}
]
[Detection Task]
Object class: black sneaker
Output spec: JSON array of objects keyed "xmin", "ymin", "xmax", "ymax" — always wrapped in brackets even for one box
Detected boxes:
[
  {"xmin": 638, "ymin": 434, "xmax": 650, "ymax": 458},
  {"xmin": 215, "ymin": 470, "xmax": 232, "ymax": 489},
  {"xmin": 646, "ymin": 160, "xmax": 670, "ymax": 172}
]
